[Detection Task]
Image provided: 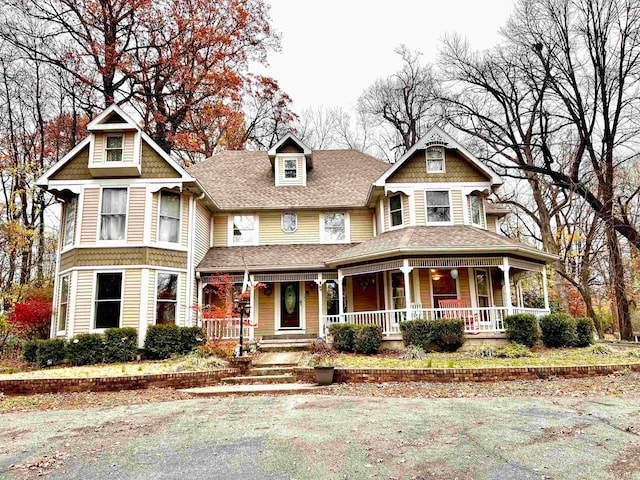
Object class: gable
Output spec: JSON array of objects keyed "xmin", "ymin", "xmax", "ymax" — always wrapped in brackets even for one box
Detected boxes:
[
  {"xmin": 277, "ymin": 140, "xmax": 304, "ymax": 154},
  {"xmin": 387, "ymin": 149, "xmax": 491, "ymax": 184},
  {"xmin": 50, "ymin": 146, "xmax": 91, "ymax": 181}
]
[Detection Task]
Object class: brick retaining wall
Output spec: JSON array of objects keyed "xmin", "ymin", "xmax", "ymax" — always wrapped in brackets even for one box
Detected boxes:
[{"xmin": 0, "ymin": 369, "xmax": 236, "ymax": 396}]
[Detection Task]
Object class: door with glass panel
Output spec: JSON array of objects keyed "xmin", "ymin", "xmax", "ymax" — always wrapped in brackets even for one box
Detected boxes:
[{"xmin": 280, "ymin": 282, "xmax": 300, "ymax": 328}]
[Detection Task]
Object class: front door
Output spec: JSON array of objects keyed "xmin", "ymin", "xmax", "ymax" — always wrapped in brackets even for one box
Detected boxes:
[{"xmin": 280, "ymin": 282, "xmax": 300, "ymax": 328}]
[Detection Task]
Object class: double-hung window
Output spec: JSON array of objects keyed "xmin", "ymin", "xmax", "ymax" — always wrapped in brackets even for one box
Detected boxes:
[
  {"xmin": 425, "ymin": 191, "xmax": 451, "ymax": 224},
  {"xmin": 284, "ymin": 159, "xmax": 298, "ymax": 179},
  {"xmin": 105, "ymin": 135, "xmax": 124, "ymax": 162},
  {"xmin": 426, "ymin": 146, "xmax": 445, "ymax": 172},
  {"xmin": 232, "ymin": 215, "xmax": 257, "ymax": 245},
  {"xmin": 158, "ymin": 191, "xmax": 180, "ymax": 243},
  {"xmin": 100, "ymin": 188, "xmax": 127, "ymax": 240},
  {"xmin": 321, "ymin": 213, "xmax": 346, "ymax": 243},
  {"xmin": 389, "ymin": 194, "xmax": 403, "ymax": 228},
  {"xmin": 469, "ymin": 195, "xmax": 483, "ymax": 226},
  {"xmin": 62, "ymin": 197, "xmax": 77, "ymax": 247},
  {"xmin": 156, "ymin": 272, "xmax": 178, "ymax": 324},
  {"xmin": 94, "ymin": 272, "xmax": 122, "ymax": 329},
  {"xmin": 58, "ymin": 275, "xmax": 70, "ymax": 332}
]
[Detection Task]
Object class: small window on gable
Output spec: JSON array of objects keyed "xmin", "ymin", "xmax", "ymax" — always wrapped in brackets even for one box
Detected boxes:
[
  {"xmin": 105, "ymin": 135, "xmax": 124, "ymax": 162},
  {"xmin": 284, "ymin": 159, "xmax": 298, "ymax": 179},
  {"xmin": 426, "ymin": 146, "xmax": 445, "ymax": 173},
  {"xmin": 389, "ymin": 194, "xmax": 403, "ymax": 228},
  {"xmin": 282, "ymin": 212, "xmax": 297, "ymax": 233}
]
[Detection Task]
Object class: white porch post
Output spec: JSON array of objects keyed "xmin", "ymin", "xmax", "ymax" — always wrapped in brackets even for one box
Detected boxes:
[
  {"xmin": 315, "ymin": 274, "xmax": 326, "ymax": 337},
  {"xmin": 501, "ymin": 257, "xmax": 513, "ymax": 315},
  {"xmin": 542, "ymin": 264, "xmax": 550, "ymax": 312},
  {"xmin": 401, "ymin": 259, "xmax": 413, "ymax": 320},
  {"xmin": 337, "ymin": 269, "xmax": 345, "ymax": 322},
  {"xmin": 196, "ymin": 275, "xmax": 203, "ymax": 327},
  {"xmin": 249, "ymin": 275, "xmax": 256, "ymax": 340}
]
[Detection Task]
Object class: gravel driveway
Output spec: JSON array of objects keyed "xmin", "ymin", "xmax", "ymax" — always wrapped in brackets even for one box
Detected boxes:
[{"xmin": 3, "ymin": 390, "xmax": 640, "ymax": 479}]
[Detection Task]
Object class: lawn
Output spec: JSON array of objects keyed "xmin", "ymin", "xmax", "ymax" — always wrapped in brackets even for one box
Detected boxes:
[
  {"xmin": 326, "ymin": 345, "xmax": 640, "ymax": 369},
  {"xmin": 0, "ymin": 354, "xmax": 228, "ymax": 380}
]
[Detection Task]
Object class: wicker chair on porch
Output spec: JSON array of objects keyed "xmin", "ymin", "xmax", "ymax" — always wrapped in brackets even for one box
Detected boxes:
[{"xmin": 437, "ymin": 299, "xmax": 479, "ymax": 333}]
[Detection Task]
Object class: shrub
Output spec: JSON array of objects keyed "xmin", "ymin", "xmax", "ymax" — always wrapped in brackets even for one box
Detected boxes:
[
  {"xmin": 35, "ymin": 339, "xmax": 67, "ymax": 368},
  {"xmin": 573, "ymin": 317, "xmax": 595, "ymax": 347},
  {"xmin": 67, "ymin": 334, "xmax": 105, "ymax": 366},
  {"xmin": 144, "ymin": 324, "xmax": 180, "ymax": 359},
  {"xmin": 475, "ymin": 345, "xmax": 496, "ymax": 358},
  {"xmin": 353, "ymin": 324, "xmax": 382, "ymax": 354},
  {"xmin": 22, "ymin": 339, "xmax": 39, "ymax": 364},
  {"xmin": 539, "ymin": 313, "xmax": 576, "ymax": 348},
  {"xmin": 104, "ymin": 327, "xmax": 138, "ymax": 363},
  {"xmin": 328, "ymin": 324, "xmax": 355, "ymax": 352},
  {"xmin": 430, "ymin": 318, "xmax": 465, "ymax": 352},
  {"xmin": 7, "ymin": 297, "xmax": 52, "ymax": 340},
  {"xmin": 399, "ymin": 320, "xmax": 432, "ymax": 351},
  {"xmin": 198, "ymin": 339, "xmax": 236, "ymax": 358},
  {"xmin": 399, "ymin": 345, "xmax": 427, "ymax": 360},
  {"xmin": 496, "ymin": 343, "xmax": 532, "ymax": 358},
  {"xmin": 177, "ymin": 327, "xmax": 205, "ymax": 355},
  {"xmin": 503, "ymin": 314, "xmax": 540, "ymax": 347}
]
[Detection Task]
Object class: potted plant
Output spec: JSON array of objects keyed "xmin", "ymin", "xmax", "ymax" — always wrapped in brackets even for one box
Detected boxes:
[{"xmin": 310, "ymin": 340, "xmax": 337, "ymax": 386}]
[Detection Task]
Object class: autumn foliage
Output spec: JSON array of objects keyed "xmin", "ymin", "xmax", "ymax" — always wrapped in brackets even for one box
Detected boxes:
[{"xmin": 8, "ymin": 296, "xmax": 52, "ymax": 340}]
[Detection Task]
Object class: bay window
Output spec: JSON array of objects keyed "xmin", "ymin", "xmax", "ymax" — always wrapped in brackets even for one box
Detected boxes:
[
  {"xmin": 156, "ymin": 272, "xmax": 178, "ymax": 324},
  {"xmin": 58, "ymin": 275, "xmax": 69, "ymax": 332},
  {"xmin": 425, "ymin": 191, "xmax": 451, "ymax": 224},
  {"xmin": 100, "ymin": 188, "xmax": 127, "ymax": 240},
  {"xmin": 159, "ymin": 191, "xmax": 180, "ymax": 243},
  {"xmin": 94, "ymin": 272, "xmax": 122, "ymax": 329},
  {"xmin": 389, "ymin": 194, "xmax": 403, "ymax": 228},
  {"xmin": 62, "ymin": 197, "xmax": 77, "ymax": 247}
]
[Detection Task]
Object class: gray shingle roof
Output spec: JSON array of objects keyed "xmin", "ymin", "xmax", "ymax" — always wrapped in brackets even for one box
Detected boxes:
[
  {"xmin": 328, "ymin": 226, "xmax": 556, "ymax": 265},
  {"xmin": 196, "ymin": 243, "xmax": 356, "ymax": 272},
  {"xmin": 188, "ymin": 150, "xmax": 390, "ymax": 210}
]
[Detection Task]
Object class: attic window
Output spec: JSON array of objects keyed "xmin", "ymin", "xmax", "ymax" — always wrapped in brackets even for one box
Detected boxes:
[
  {"xmin": 106, "ymin": 135, "xmax": 124, "ymax": 162},
  {"xmin": 284, "ymin": 159, "xmax": 298, "ymax": 179},
  {"xmin": 426, "ymin": 146, "xmax": 444, "ymax": 173}
]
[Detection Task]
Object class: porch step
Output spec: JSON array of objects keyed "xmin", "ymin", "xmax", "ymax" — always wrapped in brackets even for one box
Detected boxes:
[
  {"xmin": 220, "ymin": 374, "xmax": 296, "ymax": 385},
  {"xmin": 249, "ymin": 366, "xmax": 297, "ymax": 376},
  {"xmin": 261, "ymin": 334, "xmax": 317, "ymax": 341},
  {"xmin": 259, "ymin": 342, "xmax": 314, "ymax": 352},
  {"xmin": 181, "ymin": 383, "xmax": 324, "ymax": 397}
]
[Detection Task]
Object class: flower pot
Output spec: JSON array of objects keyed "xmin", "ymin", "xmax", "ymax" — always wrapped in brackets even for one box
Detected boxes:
[{"xmin": 315, "ymin": 366, "xmax": 335, "ymax": 386}]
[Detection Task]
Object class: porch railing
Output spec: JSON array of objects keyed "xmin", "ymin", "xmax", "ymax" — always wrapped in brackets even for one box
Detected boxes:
[
  {"xmin": 322, "ymin": 306, "xmax": 550, "ymax": 336},
  {"xmin": 201, "ymin": 317, "xmax": 253, "ymax": 340}
]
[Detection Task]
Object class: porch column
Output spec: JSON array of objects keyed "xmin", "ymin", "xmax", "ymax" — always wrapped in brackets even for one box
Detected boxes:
[
  {"xmin": 249, "ymin": 275, "xmax": 256, "ymax": 341},
  {"xmin": 337, "ymin": 269, "xmax": 345, "ymax": 322},
  {"xmin": 400, "ymin": 259, "xmax": 413, "ymax": 320},
  {"xmin": 500, "ymin": 257, "xmax": 513, "ymax": 315},
  {"xmin": 542, "ymin": 264, "xmax": 550, "ymax": 311},
  {"xmin": 314, "ymin": 274, "xmax": 326, "ymax": 337},
  {"xmin": 196, "ymin": 275, "xmax": 203, "ymax": 327}
]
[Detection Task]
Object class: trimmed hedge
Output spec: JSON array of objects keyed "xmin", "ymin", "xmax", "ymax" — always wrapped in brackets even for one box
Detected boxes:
[
  {"xmin": 400, "ymin": 318, "xmax": 466, "ymax": 352},
  {"xmin": 573, "ymin": 317, "xmax": 595, "ymax": 347},
  {"xmin": 22, "ymin": 339, "xmax": 67, "ymax": 368},
  {"xmin": 144, "ymin": 325, "xmax": 204, "ymax": 359},
  {"xmin": 22, "ymin": 340, "xmax": 39, "ymax": 365},
  {"xmin": 353, "ymin": 325, "xmax": 383, "ymax": 354},
  {"xmin": 104, "ymin": 327, "xmax": 138, "ymax": 363},
  {"xmin": 504, "ymin": 314, "xmax": 540, "ymax": 347},
  {"xmin": 539, "ymin": 313, "xmax": 575, "ymax": 348},
  {"xmin": 177, "ymin": 326, "xmax": 205, "ymax": 355},
  {"xmin": 328, "ymin": 324, "xmax": 356, "ymax": 352},
  {"xmin": 67, "ymin": 334, "xmax": 105, "ymax": 366}
]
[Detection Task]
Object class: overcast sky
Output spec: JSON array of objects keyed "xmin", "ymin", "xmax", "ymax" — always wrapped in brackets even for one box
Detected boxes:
[{"xmin": 256, "ymin": 0, "xmax": 516, "ymax": 112}]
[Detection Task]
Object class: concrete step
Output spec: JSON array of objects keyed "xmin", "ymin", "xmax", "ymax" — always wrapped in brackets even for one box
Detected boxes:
[
  {"xmin": 261, "ymin": 334, "xmax": 317, "ymax": 340},
  {"xmin": 220, "ymin": 374, "xmax": 296, "ymax": 385},
  {"xmin": 249, "ymin": 366, "xmax": 297, "ymax": 376},
  {"xmin": 181, "ymin": 383, "xmax": 325, "ymax": 397},
  {"xmin": 259, "ymin": 342, "xmax": 313, "ymax": 352}
]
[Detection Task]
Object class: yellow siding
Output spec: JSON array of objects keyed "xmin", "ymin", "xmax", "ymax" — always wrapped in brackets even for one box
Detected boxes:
[
  {"xmin": 388, "ymin": 149, "xmax": 491, "ymax": 183},
  {"xmin": 93, "ymin": 134, "xmax": 105, "ymax": 164},
  {"xmin": 178, "ymin": 274, "xmax": 187, "ymax": 326},
  {"xmin": 123, "ymin": 133, "xmax": 135, "ymax": 163},
  {"xmin": 122, "ymin": 269, "xmax": 142, "ymax": 328},
  {"xmin": 452, "ymin": 190, "xmax": 464, "ymax": 225},
  {"xmin": 259, "ymin": 211, "xmax": 319, "ymax": 244},
  {"xmin": 384, "ymin": 195, "xmax": 409, "ymax": 230},
  {"xmin": 148, "ymin": 270, "xmax": 156, "ymax": 325},
  {"xmin": 80, "ymin": 188, "xmax": 100, "ymax": 244},
  {"xmin": 180, "ymin": 195, "xmax": 189, "ymax": 247},
  {"xmin": 418, "ymin": 270, "xmax": 433, "ymax": 308},
  {"xmin": 127, "ymin": 187, "xmax": 146, "ymax": 243},
  {"xmin": 150, "ymin": 192, "xmax": 158, "ymax": 243},
  {"xmin": 352, "ymin": 275, "xmax": 378, "ymax": 312},
  {"xmin": 415, "ymin": 191, "xmax": 426, "ymax": 226},
  {"xmin": 458, "ymin": 268, "xmax": 471, "ymax": 304},
  {"xmin": 492, "ymin": 268, "xmax": 504, "ymax": 307},
  {"xmin": 276, "ymin": 156, "xmax": 305, "ymax": 186},
  {"xmin": 487, "ymin": 215, "xmax": 498, "ymax": 233},
  {"xmin": 73, "ymin": 270, "xmax": 94, "ymax": 334},
  {"xmin": 256, "ymin": 287, "xmax": 275, "ymax": 336},
  {"xmin": 305, "ymin": 282, "xmax": 319, "ymax": 335},
  {"xmin": 350, "ymin": 209, "xmax": 374, "ymax": 242},
  {"xmin": 213, "ymin": 215, "xmax": 228, "ymax": 246}
]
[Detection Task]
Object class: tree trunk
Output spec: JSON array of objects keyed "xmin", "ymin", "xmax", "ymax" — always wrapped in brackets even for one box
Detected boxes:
[{"xmin": 607, "ymin": 225, "xmax": 632, "ymax": 340}]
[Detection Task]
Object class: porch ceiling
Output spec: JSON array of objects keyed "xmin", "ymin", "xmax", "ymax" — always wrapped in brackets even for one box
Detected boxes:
[{"xmin": 327, "ymin": 226, "xmax": 557, "ymax": 266}]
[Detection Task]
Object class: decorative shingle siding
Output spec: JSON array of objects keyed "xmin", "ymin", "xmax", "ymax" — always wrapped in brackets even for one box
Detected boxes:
[
  {"xmin": 58, "ymin": 248, "xmax": 187, "ymax": 269},
  {"xmin": 80, "ymin": 188, "xmax": 100, "ymax": 244},
  {"xmin": 140, "ymin": 141, "xmax": 181, "ymax": 178},
  {"xmin": 50, "ymin": 147, "xmax": 90, "ymax": 180},
  {"xmin": 387, "ymin": 149, "xmax": 490, "ymax": 183},
  {"xmin": 127, "ymin": 187, "xmax": 146, "ymax": 243},
  {"xmin": 59, "ymin": 251, "xmax": 74, "ymax": 273}
]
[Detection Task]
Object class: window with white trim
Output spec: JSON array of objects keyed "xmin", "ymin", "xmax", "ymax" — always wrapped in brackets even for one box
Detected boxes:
[
  {"xmin": 94, "ymin": 272, "xmax": 122, "ymax": 329},
  {"xmin": 469, "ymin": 194, "xmax": 483, "ymax": 226},
  {"xmin": 58, "ymin": 275, "xmax": 69, "ymax": 332},
  {"xmin": 321, "ymin": 212, "xmax": 346, "ymax": 243},
  {"xmin": 426, "ymin": 146, "xmax": 445, "ymax": 172},
  {"xmin": 156, "ymin": 272, "xmax": 178, "ymax": 324},
  {"xmin": 158, "ymin": 191, "xmax": 180, "ymax": 243},
  {"xmin": 475, "ymin": 269, "xmax": 490, "ymax": 307},
  {"xmin": 284, "ymin": 159, "xmax": 298, "ymax": 179},
  {"xmin": 425, "ymin": 191, "xmax": 451, "ymax": 223},
  {"xmin": 232, "ymin": 215, "xmax": 256, "ymax": 245},
  {"xmin": 105, "ymin": 135, "xmax": 124, "ymax": 162},
  {"xmin": 282, "ymin": 212, "xmax": 297, "ymax": 233},
  {"xmin": 62, "ymin": 197, "xmax": 77, "ymax": 246},
  {"xmin": 431, "ymin": 269, "xmax": 458, "ymax": 307},
  {"xmin": 389, "ymin": 194, "xmax": 403, "ymax": 228},
  {"xmin": 100, "ymin": 188, "xmax": 127, "ymax": 240}
]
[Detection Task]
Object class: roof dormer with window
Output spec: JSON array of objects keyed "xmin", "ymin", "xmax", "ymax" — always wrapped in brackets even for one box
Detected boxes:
[{"xmin": 268, "ymin": 132, "xmax": 313, "ymax": 187}]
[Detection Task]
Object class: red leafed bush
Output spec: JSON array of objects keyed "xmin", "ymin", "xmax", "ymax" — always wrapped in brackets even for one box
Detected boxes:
[{"xmin": 8, "ymin": 297, "xmax": 52, "ymax": 340}]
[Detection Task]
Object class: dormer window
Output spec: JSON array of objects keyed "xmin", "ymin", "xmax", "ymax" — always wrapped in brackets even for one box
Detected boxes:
[
  {"xmin": 105, "ymin": 135, "xmax": 124, "ymax": 162},
  {"xmin": 426, "ymin": 146, "xmax": 445, "ymax": 173},
  {"xmin": 284, "ymin": 159, "xmax": 298, "ymax": 179}
]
